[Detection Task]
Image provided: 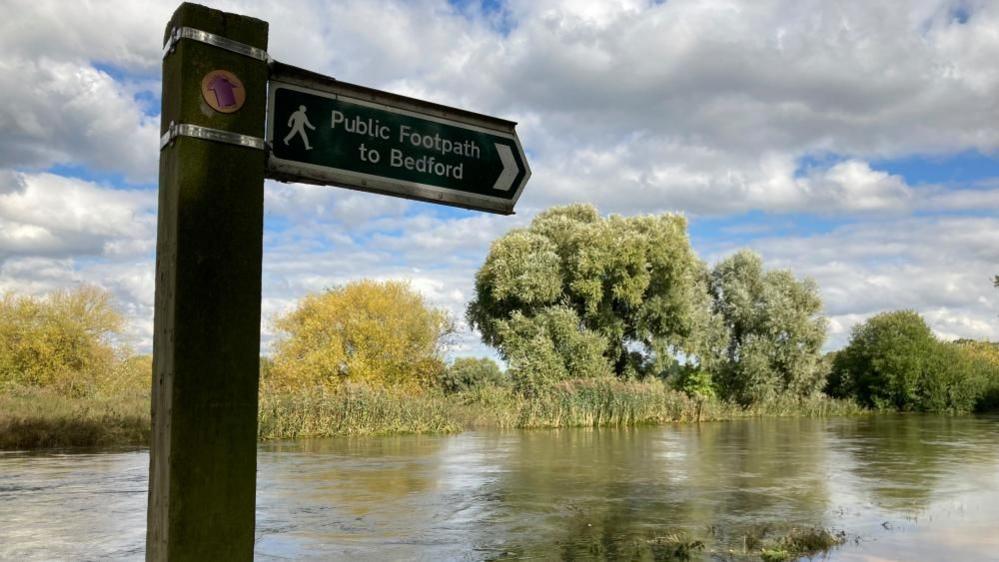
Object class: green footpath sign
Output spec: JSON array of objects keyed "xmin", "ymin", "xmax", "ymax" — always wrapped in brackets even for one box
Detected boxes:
[{"xmin": 266, "ymin": 64, "xmax": 530, "ymax": 214}]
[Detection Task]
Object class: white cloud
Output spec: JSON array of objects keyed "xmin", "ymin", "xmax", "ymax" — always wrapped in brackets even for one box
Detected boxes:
[
  {"xmin": 0, "ymin": 0, "xmax": 996, "ymax": 358},
  {"xmin": 5, "ymin": 0, "xmax": 999, "ymax": 206},
  {"xmin": 0, "ymin": 1, "xmax": 173, "ymax": 73},
  {"xmin": 0, "ymin": 58, "xmax": 159, "ymax": 182},
  {"xmin": 0, "ymin": 172, "xmax": 156, "ymax": 258},
  {"xmin": 264, "ymin": 181, "xmax": 410, "ymax": 227},
  {"xmin": 802, "ymin": 160, "xmax": 914, "ymax": 212},
  {"xmin": 0, "ymin": 171, "xmax": 157, "ymax": 349},
  {"xmin": 731, "ymin": 216, "xmax": 999, "ymax": 348}
]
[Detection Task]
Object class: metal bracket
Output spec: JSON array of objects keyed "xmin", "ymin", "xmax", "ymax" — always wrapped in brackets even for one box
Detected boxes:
[
  {"xmin": 162, "ymin": 26, "xmax": 270, "ymax": 62},
  {"xmin": 160, "ymin": 122, "xmax": 266, "ymax": 151}
]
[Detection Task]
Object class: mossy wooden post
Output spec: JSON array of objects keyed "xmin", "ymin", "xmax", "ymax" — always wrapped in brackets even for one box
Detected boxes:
[{"xmin": 148, "ymin": 3, "xmax": 268, "ymax": 560}]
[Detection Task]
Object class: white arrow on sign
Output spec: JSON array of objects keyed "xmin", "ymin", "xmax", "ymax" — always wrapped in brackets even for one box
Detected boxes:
[{"xmin": 492, "ymin": 143, "xmax": 519, "ymax": 191}]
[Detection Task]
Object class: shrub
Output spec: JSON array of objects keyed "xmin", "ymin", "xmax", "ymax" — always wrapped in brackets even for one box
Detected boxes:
[
  {"xmin": 830, "ymin": 311, "xmax": 989, "ymax": 413},
  {"xmin": 830, "ymin": 310, "xmax": 935, "ymax": 409},
  {"xmin": 953, "ymin": 340, "xmax": 999, "ymax": 411},
  {"xmin": 668, "ymin": 367, "xmax": 717, "ymax": 401},
  {"xmin": 440, "ymin": 357, "xmax": 508, "ymax": 394},
  {"xmin": 917, "ymin": 343, "xmax": 985, "ymax": 413},
  {"xmin": 497, "ymin": 306, "xmax": 611, "ymax": 394}
]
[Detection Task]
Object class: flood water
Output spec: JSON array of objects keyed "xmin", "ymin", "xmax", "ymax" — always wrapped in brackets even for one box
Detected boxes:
[{"xmin": 1, "ymin": 415, "xmax": 998, "ymax": 561}]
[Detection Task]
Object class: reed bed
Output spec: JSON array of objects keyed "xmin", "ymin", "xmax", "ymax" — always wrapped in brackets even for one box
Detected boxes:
[
  {"xmin": 1, "ymin": 378, "xmax": 869, "ymax": 448},
  {"xmin": 257, "ymin": 383, "xmax": 462, "ymax": 439},
  {"xmin": 258, "ymin": 378, "xmax": 868, "ymax": 440},
  {"xmin": 450, "ymin": 379, "xmax": 865, "ymax": 432},
  {"xmin": 0, "ymin": 386, "xmax": 149, "ymax": 449}
]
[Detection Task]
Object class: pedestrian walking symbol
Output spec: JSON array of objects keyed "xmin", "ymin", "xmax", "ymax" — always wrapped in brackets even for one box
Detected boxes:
[{"xmin": 283, "ymin": 105, "xmax": 315, "ymax": 150}]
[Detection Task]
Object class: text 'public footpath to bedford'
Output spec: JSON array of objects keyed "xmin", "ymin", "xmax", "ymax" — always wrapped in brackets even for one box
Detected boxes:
[{"xmin": 332, "ymin": 110, "xmax": 481, "ymax": 180}]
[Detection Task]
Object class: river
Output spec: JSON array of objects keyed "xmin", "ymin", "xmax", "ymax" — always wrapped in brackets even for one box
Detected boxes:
[{"xmin": 1, "ymin": 415, "xmax": 997, "ymax": 561}]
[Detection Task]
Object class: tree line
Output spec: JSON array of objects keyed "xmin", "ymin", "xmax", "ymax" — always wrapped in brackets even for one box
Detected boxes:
[
  {"xmin": 2, "ymin": 204, "xmax": 996, "ymax": 415},
  {"xmin": 267, "ymin": 204, "xmax": 997, "ymax": 413}
]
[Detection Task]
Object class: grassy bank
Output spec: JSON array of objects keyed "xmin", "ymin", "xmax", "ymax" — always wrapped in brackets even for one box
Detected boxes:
[
  {"xmin": 257, "ymin": 378, "xmax": 867, "ymax": 440},
  {"xmin": 258, "ymin": 383, "xmax": 463, "ymax": 439},
  {"xmin": 2, "ymin": 379, "xmax": 868, "ymax": 449},
  {"xmin": 0, "ymin": 386, "xmax": 149, "ymax": 449},
  {"xmin": 449, "ymin": 379, "xmax": 866, "ymax": 430}
]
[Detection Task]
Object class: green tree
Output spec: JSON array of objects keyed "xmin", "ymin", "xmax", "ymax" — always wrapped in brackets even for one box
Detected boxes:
[
  {"xmin": 0, "ymin": 286, "xmax": 127, "ymax": 396},
  {"xmin": 709, "ymin": 251, "xmax": 827, "ymax": 405},
  {"xmin": 954, "ymin": 340, "xmax": 999, "ymax": 411},
  {"xmin": 270, "ymin": 280, "xmax": 453, "ymax": 391},
  {"xmin": 440, "ymin": 357, "xmax": 508, "ymax": 394},
  {"xmin": 829, "ymin": 310, "xmax": 984, "ymax": 412},
  {"xmin": 917, "ymin": 343, "xmax": 984, "ymax": 413},
  {"xmin": 496, "ymin": 306, "xmax": 610, "ymax": 393},
  {"xmin": 829, "ymin": 310, "xmax": 934, "ymax": 409},
  {"xmin": 467, "ymin": 204, "xmax": 725, "ymax": 388},
  {"xmin": 669, "ymin": 367, "xmax": 716, "ymax": 400}
]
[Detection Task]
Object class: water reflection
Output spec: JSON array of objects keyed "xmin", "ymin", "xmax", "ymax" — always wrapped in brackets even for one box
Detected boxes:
[
  {"xmin": 829, "ymin": 415, "xmax": 999, "ymax": 511},
  {"xmin": 0, "ymin": 416, "xmax": 997, "ymax": 561},
  {"xmin": 488, "ymin": 421, "xmax": 837, "ymax": 559}
]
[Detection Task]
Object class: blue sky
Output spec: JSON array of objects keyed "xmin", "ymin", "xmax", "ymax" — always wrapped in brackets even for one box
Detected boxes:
[{"xmin": 0, "ymin": 0, "xmax": 996, "ymax": 356}]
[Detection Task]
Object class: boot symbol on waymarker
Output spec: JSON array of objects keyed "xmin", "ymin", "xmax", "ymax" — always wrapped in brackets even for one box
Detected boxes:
[{"xmin": 207, "ymin": 75, "xmax": 239, "ymax": 108}]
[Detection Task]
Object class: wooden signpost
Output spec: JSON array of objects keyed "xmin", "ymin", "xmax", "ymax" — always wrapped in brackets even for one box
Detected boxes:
[{"xmin": 149, "ymin": 3, "xmax": 530, "ymax": 560}]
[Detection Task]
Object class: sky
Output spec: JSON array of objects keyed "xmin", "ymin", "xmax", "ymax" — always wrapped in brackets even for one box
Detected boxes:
[{"xmin": 0, "ymin": 0, "xmax": 996, "ymax": 359}]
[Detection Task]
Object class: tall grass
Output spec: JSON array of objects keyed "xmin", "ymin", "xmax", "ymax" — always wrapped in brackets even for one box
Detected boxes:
[
  {"xmin": 1, "ymin": 378, "xmax": 869, "ymax": 449},
  {"xmin": 257, "ymin": 383, "xmax": 462, "ymax": 439},
  {"xmin": 0, "ymin": 385, "xmax": 149, "ymax": 449},
  {"xmin": 448, "ymin": 378, "xmax": 865, "ymax": 432},
  {"xmin": 453, "ymin": 379, "xmax": 709, "ymax": 429},
  {"xmin": 257, "ymin": 378, "xmax": 870, "ymax": 440}
]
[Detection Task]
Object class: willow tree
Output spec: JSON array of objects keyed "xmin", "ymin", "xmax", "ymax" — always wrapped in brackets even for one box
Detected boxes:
[
  {"xmin": 709, "ymin": 250, "xmax": 827, "ymax": 404},
  {"xmin": 467, "ymin": 204, "xmax": 725, "ymax": 390}
]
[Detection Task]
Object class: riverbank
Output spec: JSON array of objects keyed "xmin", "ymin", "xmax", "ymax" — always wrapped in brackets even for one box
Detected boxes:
[
  {"xmin": 1, "ymin": 379, "xmax": 869, "ymax": 449},
  {"xmin": 258, "ymin": 379, "xmax": 866, "ymax": 440},
  {"xmin": 0, "ymin": 387, "xmax": 149, "ymax": 449}
]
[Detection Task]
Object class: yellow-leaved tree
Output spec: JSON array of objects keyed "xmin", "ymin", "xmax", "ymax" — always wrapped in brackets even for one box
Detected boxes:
[
  {"xmin": 268, "ymin": 280, "xmax": 453, "ymax": 392},
  {"xmin": 0, "ymin": 285, "xmax": 146, "ymax": 397}
]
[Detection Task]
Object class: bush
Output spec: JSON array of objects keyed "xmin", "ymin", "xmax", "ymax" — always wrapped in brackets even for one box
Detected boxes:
[
  {"xmin": 440, "ymin": 357, "xmax": 508, "ymax": 394},
  {"xmin": 916, "ymin": 343, "xmax": 985, "ymax": 413},
  {"xmin": 269, "ymin": 280, "xmax": 453, "ymax": 391},
  {"xmin": 668, "ymin": 367, "xmax": 716, "ymax": 401},
  {"xmin": 953, "ymin": 340, "xmax": 999, "ymax": 411},
  {"xmin": 830, "ymin": 311, "xmax": 989, "ymax": 413}
]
